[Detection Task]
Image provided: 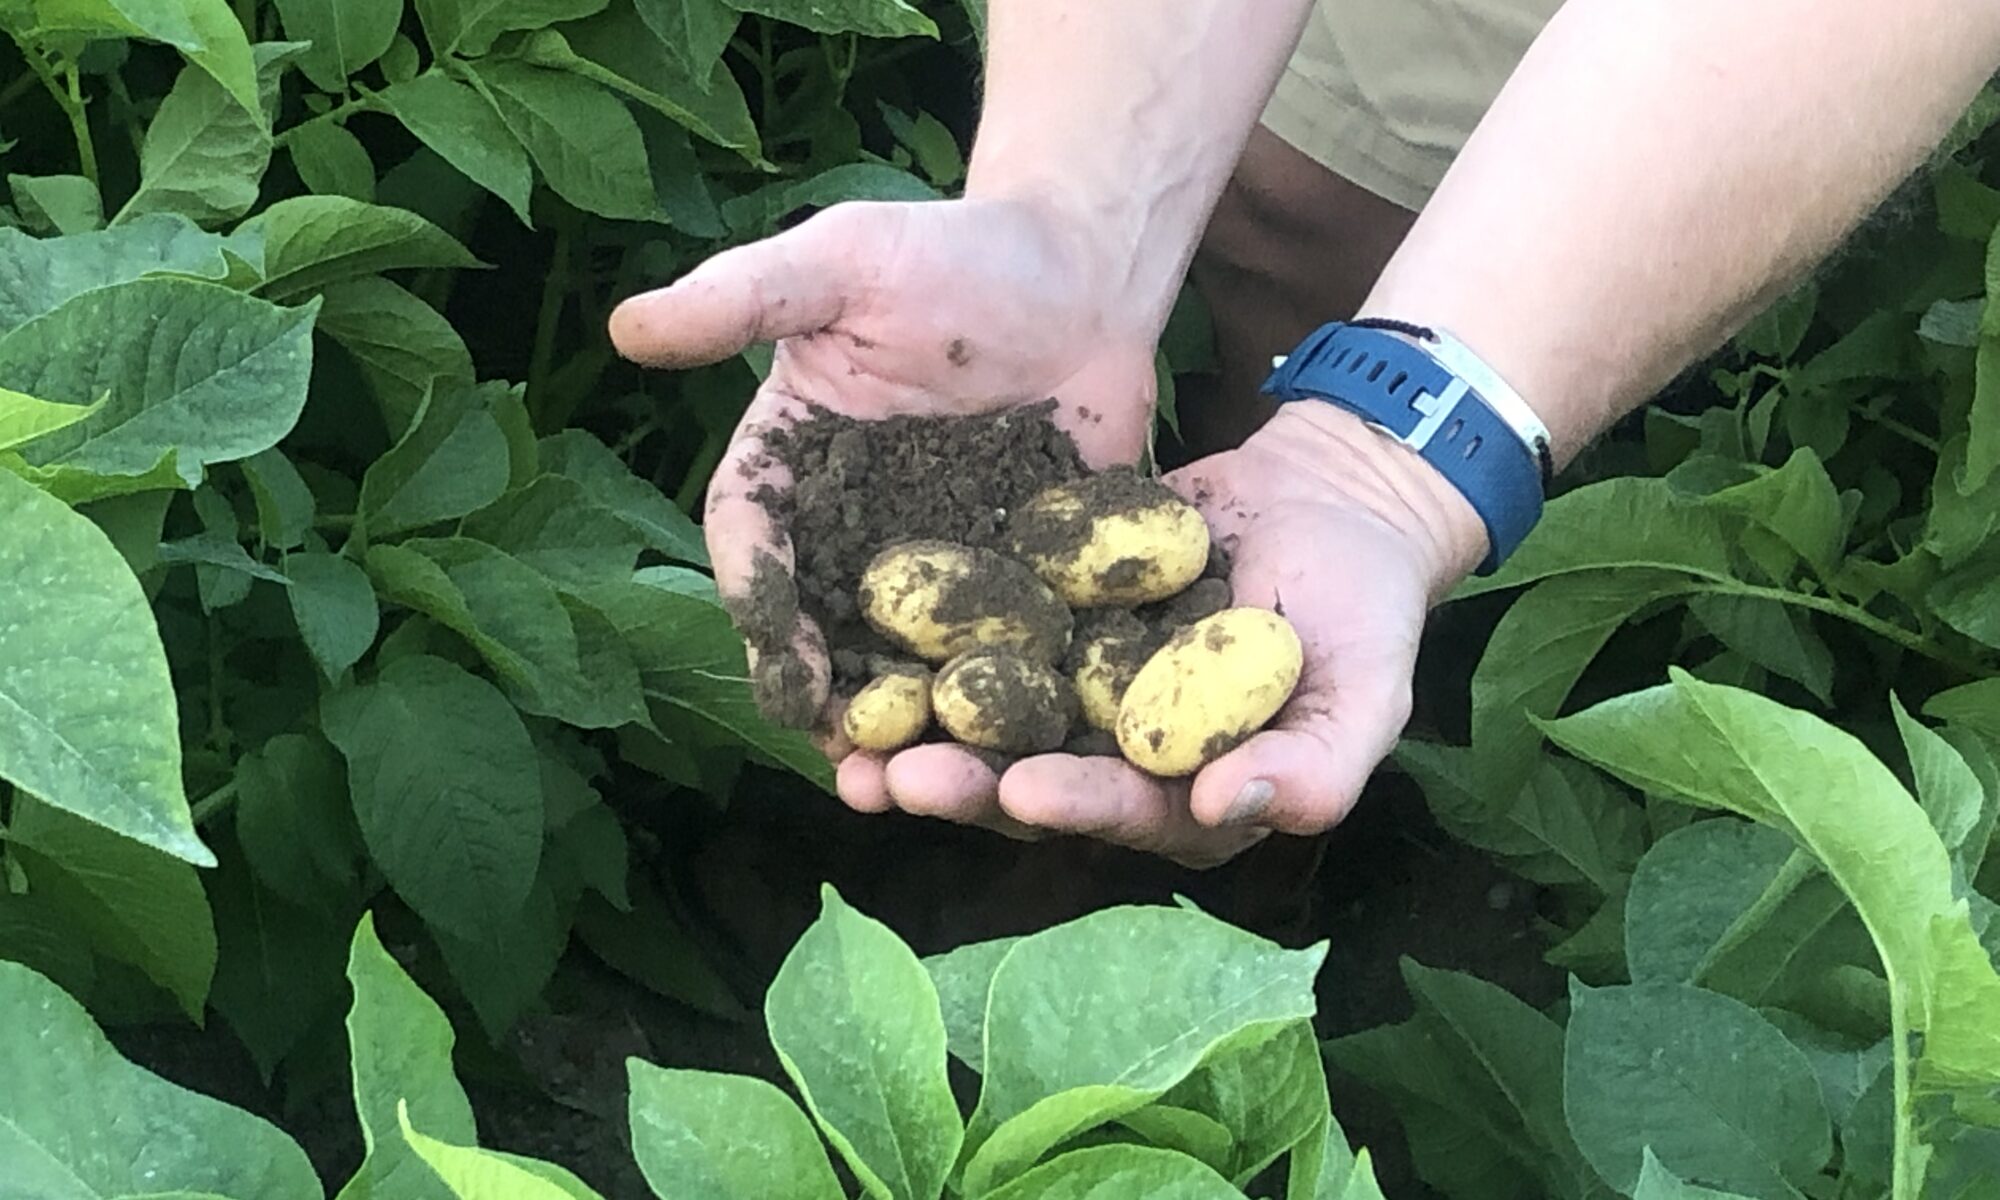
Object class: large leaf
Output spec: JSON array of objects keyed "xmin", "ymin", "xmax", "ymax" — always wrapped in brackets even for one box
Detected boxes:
[
  {"xmin": 0, "ymin": 277, "xmax": 316, "ymax": 487},
  {"xmin": 380, "ymin": 72, "xmax": 534, "ymax": 226},
  {"xmin": 285, "ymin": 550, "xmax": 380, "ymax": 679},
  {"xmin": 118, "ymin": 55, "xmax": 273, "ymax": 226},
  {"xmin": 0, "ymin": 469, "xmax": 206, "ymax": 863},
  {"xmin": 358, "ymin": 383, "xmax": 511, "ymax": 539},
  {"xmin": 1455, "ymin": 476, "xmax": 1732, "ymax": 598},
  {"xmin": 6, "ymin": 796, "xmax": 217, "ymax": 1020},
  {"xmin": 0, "ymin": 386, "xmax": 96, "ymax": 449},
  {"xmin": 397, "ymin": 1103, "xmax": 608, "ymax": 1200},
  {"xmin": 0, "ymin": 213, "xmax": 231, "ymax": 335},
  {"xmin": 961, "ymin": 906, "xmax": 1325, "ymax": 1193},
  {"xmin": 25, "ymin": 0, "xmax": 260, "ymax": 114},
  {"xmin": 465, "ymin": 59, "xmax": 661, "ymax": 222},
  {"xmin": 1563, "ymin": 982, "xmax": 1831, "ymax": 1198},
  {"xmin": 337, "ymin": 912, "xmax": 476, "ymax": 1200},
  {"xmin": 0, "ymin": 959, "xmax": 320, "ymax": 1199},
  {"xmin": 1159, "ymin": 1020, "xmax": 1330, "ymax": 1186},
  {"xmin": 538, "ymin": 429, "xmax": 707, "ymax": 564},
  {"xmin": 433, "ymin": 876, "xmax": 567, "ymax": 1040},
  {"xmin": 320, "ymin": 656, "xmax": 543, "ymax": 940},
  {"xmin": 555, "ymin": 8, "xmax": 761, "ymax": 157},
  {"xmin": 1686, "ymin": 594, "xmax": 1834, "ymax": 704},
  {"xmin": 239, "ymin": 447, "xmax": 315, "ymax": 549},
  {"xmin": 273, "ymin": 0, "xmax": 403, "ymax": 91},
  {"xmin": 626, "ymin": 1061, "xmax": 843, "ymax": 1200},
  {"xmin": 633, "ymin": 0, "xmax": 738, "ymax": 78},
  {"xmin": 287, "ymin": 120, "xmax": 378, "ymax": 202},
  {"xmin": 461, "ymin": 474, "xmax": 643, "ymax": 589},
  {"xmin": 765, "ymin": 887, "xmax": 961, "ymax": 1200},
  {"xmin": 720, "ymin": 0, "xmax": 935, "ymax": 39},
  {"xmin": 414, "ymin": 0, "xmax": 607, "ymax": 56},
  {"xmin": 316, "ymin": 277, "xmax": 475, "ymax": 437},
  {"xmin": 1546, "ymin": 673, "xmax": 2000, "ymax": 1105},
  {"xmin": 1702, "ymin": 449, "xmax": 1845, "ymax": 577},
  {"xmin": 240, "ymin": 195, "xmax": 482, "ymax": 302},
  {"xmin": 1623, "ymin": 819, "xmax": 1798, "ymax": 984},
  {"xmin": 232, "ymin": 731, "xmax": 364, "ymax": 911},
  {"xmin": 206, "ymin": 848, "xmax": 347, "ymax": 1082},
  {"xmin": 1893, "ymin": 693, "xmax": 1986, "ymax": 857},
  {"xmin": 923, "ymin": 933, "xmax": 1022, "ymax": 1072},
  {"xmin": 982, "ymin": 1146, "xmax": 1241, "ymax": 1200}
]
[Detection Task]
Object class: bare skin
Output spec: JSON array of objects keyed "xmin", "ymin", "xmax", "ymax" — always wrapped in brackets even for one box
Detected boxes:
[{"xmin": 613, "ymin": 0, "xmax": 2000, "ymax": 867}]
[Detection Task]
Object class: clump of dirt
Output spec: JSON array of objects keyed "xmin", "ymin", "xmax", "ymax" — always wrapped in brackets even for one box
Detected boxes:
[{"xmin": 757, "ymin": 400, "xmax": 1087, "ymax": 663}]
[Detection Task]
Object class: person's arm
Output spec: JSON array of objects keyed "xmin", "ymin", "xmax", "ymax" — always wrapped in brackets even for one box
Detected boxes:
[{"xmin": 1365, "ymin": 0, "xmax": 2000, "ymax": 476}]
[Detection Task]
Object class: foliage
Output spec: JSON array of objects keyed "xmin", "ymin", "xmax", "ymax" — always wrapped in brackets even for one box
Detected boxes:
[{"xmin": 0, "ymin": 892, "xmax": 1395, "ymax": 1198}]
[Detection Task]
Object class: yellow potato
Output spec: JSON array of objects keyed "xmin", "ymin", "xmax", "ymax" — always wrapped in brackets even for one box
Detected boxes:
[
  {"xmin": 1116, "ymin": 608, "xmax": 1303, "ymax": 776},
  {"xmin": 933, "ymin": 650, "xmax": 1074, "ymax": 754},
  {"xmin": 859, "ymin": 541, "xmax": 1071, "ymax": 664},
  {"xmin": 841, "ymin": 670, "xmax": 932, "ymax": 752},
  {"xmin": 1073, "ymin": 633, "xmax": 1146, "ymax": 731},
  {"xmin": 1009, "ymin": 474, "xmax": 1210, "ymax": 608}
]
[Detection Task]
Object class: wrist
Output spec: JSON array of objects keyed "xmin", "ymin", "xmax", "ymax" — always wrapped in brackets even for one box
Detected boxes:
[{"xmin": 1255, "ymin": 403, "xmax": 1490, "ymax": 599}]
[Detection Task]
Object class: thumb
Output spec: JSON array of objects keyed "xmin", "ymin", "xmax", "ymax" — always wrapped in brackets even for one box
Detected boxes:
[{"xmin": 609, "ymin": 205, "xmax": 876, "ymax": 368}]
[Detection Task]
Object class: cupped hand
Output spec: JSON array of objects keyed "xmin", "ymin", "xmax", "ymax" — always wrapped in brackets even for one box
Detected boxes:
[
  {"xmin": 834, "ymin": 402, "xmax": 1490, "ymax": 868},
  {"xmin": 609, "ymin": 196, "xmax": 1160, "ymax": 729}
]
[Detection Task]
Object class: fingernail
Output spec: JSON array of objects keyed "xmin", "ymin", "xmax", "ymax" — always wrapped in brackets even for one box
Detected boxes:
[{"xmin": 1222, "ymin": 779, "xmax": 1276, "ymax": 826}]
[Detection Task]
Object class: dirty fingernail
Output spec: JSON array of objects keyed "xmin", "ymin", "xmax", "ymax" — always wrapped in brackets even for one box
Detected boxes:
[{"xmin": 1222, "ymin": 779, "xmax": 1276, "ymax": 826}]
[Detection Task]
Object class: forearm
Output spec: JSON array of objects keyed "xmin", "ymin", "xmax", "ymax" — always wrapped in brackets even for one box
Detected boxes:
[
  {"xmin": 1361, "ymin": 0, "xmax": 2000, "ymax": 464},
  {"xmin": 967, "ymin": 0, "xmax": 1314, "ymax": 335}
]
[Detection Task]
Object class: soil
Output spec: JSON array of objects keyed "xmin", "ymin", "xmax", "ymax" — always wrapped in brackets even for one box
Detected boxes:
[
  {"xmin": 936, "ymin": 651, "xmax": 1075, "ymax": 753},
  {"xmin": 1003, "ymin": 466, "xmax": 1177, "ymax": 566}
]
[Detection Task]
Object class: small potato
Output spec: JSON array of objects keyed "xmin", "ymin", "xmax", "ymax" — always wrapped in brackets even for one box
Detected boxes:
[
  {"xmin": 859, "ymin": 540, "xmax": 1071, "ymax": 664},
  {"xmin": 1116, "ymin": 608, "xmax": 1303, "ymax": 776},
  {"xmin": 841, "ymin": 670, "xmax": 932, "ymax": 752},
  {"xmin": 1073, "ymin": 633, "xmax": 1147, "ymax": 731},
  {"xmin": 1009, "ymin": 471, "xmax": 1211, "ymax": 608},
  {"xmin": 933, "ymin": 650, "xmax": 1074, "ymax": 754}
]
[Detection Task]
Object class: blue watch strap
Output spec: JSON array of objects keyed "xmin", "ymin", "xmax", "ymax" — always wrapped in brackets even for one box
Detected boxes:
[{"xmin": 1260, "ymin": 322, "xmax": 1544, "ymax": 574}]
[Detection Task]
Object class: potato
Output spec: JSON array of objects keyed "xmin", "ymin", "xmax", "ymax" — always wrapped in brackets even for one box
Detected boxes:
[
  {"xmin": 1073, "ymin": 632, "xmax": 1147, "ymax": 731},
  {"xmin": 859, "ymin": 541, "xmax": 1072, "ymax": 664},
  {"xmin": 841, "ymin": 670, "xmax": 932, "ymax": 752},
  {"xmin": 1116, "ymin": 608, "xmax": 1303, "ymax": 776},
  {"xmin": 933, "ymin": 650, "xmax": 1074, "ymax": 754},
  {"xmin": 1008, "ymin": 471, "xmax": 1210, "ymax": 607}
]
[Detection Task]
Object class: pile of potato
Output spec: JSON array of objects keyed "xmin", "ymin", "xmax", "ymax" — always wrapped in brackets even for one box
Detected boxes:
[{"xmin": 838, "ymin": 471, "xmax": 1303, "ymax": 776}]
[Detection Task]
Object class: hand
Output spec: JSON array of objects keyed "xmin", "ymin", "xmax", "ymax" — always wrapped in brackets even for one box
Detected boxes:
[
  {"xmin": 609, "ymin": 197, "xmax": 1160, "ymax": 727},
  {"xmin": 835, "ymin": 402, "xmax": 1489, "ymax": 867}
]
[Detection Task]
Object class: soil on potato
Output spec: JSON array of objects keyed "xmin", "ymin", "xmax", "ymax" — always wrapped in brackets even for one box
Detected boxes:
[{"xmin": 751, "ymin": 400, "xmax": 1088, "ymax": 683}]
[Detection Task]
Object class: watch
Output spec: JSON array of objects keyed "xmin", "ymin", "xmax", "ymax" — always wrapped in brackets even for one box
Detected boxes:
[{"xmin": 1260, "ymin": 319, "xmax": 1552, "ymax": 574}]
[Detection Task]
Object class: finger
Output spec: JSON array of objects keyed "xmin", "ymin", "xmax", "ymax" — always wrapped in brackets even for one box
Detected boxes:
[
  {"xmin": 1188, "ymin": 652, "xmax": 1413, "ymax": 836},
  {"xmin": 836, "ymin": 752, "xmax": 895, "ymax": 814},
  {"xmin": 998, "ymin": 756, "xmax": 1271, "ymax": 869},
  {"xmin": 610, "ymin": 206, "xmax": 872, "ymax": 368},
  {"xmin": 884, "ymin": 745, "xmax": 1044, "ymax": 841},
  {"xmin": 1046, "ymin": 351, "xmax": 1157, "ymax": 468}
]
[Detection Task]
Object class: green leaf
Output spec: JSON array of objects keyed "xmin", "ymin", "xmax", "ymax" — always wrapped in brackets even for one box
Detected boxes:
[
  {"xmin": 206, "ymin": 847, "xmax": 347, "ymax": 1082},
  {"xmin": 274, "ymin": 0, "xmax": 403, "ymax": 91},
  {"xmin": 1548, "ymin": 675, "xmax": 2000, "ymax": 1115},
  {"xmin": 961, "ymin": 906, "xmax": 1325, "ymax": 1193},
  {"xmin": 634, "ymin": 0, "xmax": 738, "ymax": 80},
  {"xmin": 1624, "ymin": 819, "xmax": 1797, "ymax": 984},
  {"xmin": 8, "ymin": 172, "xmax": 104, "ymax": 234},
  {"xmin": 241, "ymin": 195, "xmax": 482, "ymax": 302},
  {"xmin": 7, "ymin": 796, "xmax": 217, "ymax": 1020},
  {"xmin": 461, "ymin": 474, "xmax": 643, "ymax": 589},
  {"xmin": 626, "ymin": 1060, "xmax": 844, "ymax": 1200},
  {"xmin": 27, "ymin": 0, "xmax": 261, "ymax": 115},
  {"xmin": 1702, "ymin": 449, "xmax": 1845, "ymax": 577},
  {"xmin": 358, "ymin": 383, "xmax": 511, "ymax": 538},
  {"xmin": 720, "ymin": 0, "xmax": 935, "ymax": 39},
  {"xmin": 239, "ymin": 447, "xmax": 315, "ymax": 550},
  {"xmin": 1115, "ymin": 1105, "xmax": 1235, "ymax": 1171},
  {"xmin": 285, "ymin": 551, "xmax": 380, "ymax": 679},
  {"xmin": 0, "ymin": 958, "xmax": 320, "ymax": 1199},
  {"xmin": 721, "ymin": 162, "xmax": 939, "ymax": 237},
  {"xmin": 1686, "ymin": 594, "xmax": 1834, "ymax": 704},
  {"xmin": 415, "ymin": 0, "xmax": 607, "ymax": 56},
  {"xmin": 556, "ymin": 8, "xmax": 762, "ymax": 158},
  {"xmin": 321, "ymin": 656, "xmax": 543, "ymax": 940},
  {"xmin": 337, "ymin": 911, "xmax": 477, "ymax": 1200},
  {"xmin": 1894, "ymin": 693, "xmax": 1986, "ymax": 856},
  {"xmin": 766, "ymin": 886, "xmax": 962, "ymax": 1200},
  {"xmin": 924, "ymin": 934, "xmax": 1022, "ymax": 1072},
  {"xmin": 1455, "ymin": 476, "xmax": 1731, "ymax": 598},
  {"xmin": 1159, "ymin": 1020, "xmax": 1329, "ymax": 1185},
  {"xmin": 1734, "ymin": 281, "xmax": 1818, "ymax": 361},
  {"xmin": 1469, "ymin": 569, "xmax": 1682, "ymax": 793},
  {"xmin": 573, "ymin": 879, "xmax": 745, "ymax": 1019},
  {"xmin": 1563, "ymin": 981, "xmax": 1831, "ymax": 1198},
  {"xmin": 233, "ymin": 732, "xmax": 363, "ymax": 911},
  {"xmin": 1632, "ymin": 1150, "xmax": 1760, "ymax": 1200},
  {"xmin": 1928, "ymin": 547, "xmax": 2000, "ymax": 648},
  {"xmin": 316, "ymin": 277, "xmax": 475, "ymax": 437},
  {"xmin": 433, "ymin": 876, "xmax": 567, "ymax": 1041},
  {"xmin": 538, "ymin": 429, "xmax": 707, "ymax": 564},
  {"xmin": 0, "ymin": 213, "xmax": 231, "ymax": 335},
  {"xmin": 380, "ymin": 71, "xmax": 535, "ymax": 226},
  {"xmin": 465, "ymin": 59, "xmax": 661, "ymax": 222},
  {"xmin": 982, "ymin": 1145, "xmax": 1241, "ymax": 1200},
  {"xmin": 0, "ymin": 469, "xmax": 207, "ymax": 863},
  {"xmin": 287, "ymin": 120, "xmax": 377, "ymax": 203},
  {"xmin": 118, "ymin": 57, "xmax": 272, "ymax": 227},
  {"xmin": 0, "ymin": 277, "xmax": 316, "ymax": 486},
  {"xmin": 0, "ymin": 386, "xmax": 95, "ymax": 450},
  {"xmin": 398, "ymin": 1101, "xmax": 607, "ymax": 1200}
]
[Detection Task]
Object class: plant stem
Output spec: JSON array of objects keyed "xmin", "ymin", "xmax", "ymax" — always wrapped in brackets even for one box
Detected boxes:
[
  {"xmin": 273, "ymin": 90, "xmax": 380, "ymax": 150},
  {"xmin": 27, "ymin": 52, "xmax": 98, "ymax": 186},
  {"xmin": 527, "ymin": 218, "xmax": 575, "ymax": 430},
  {"xmin": 1890, "ymin": 981, "xmax": 1918, "ymax": 1200},
  {"xmin": 190, "ymin": 779, "xmax": 240, "ymax": 826},
  {"xmin": 1689, "ymin": 578, "xmax": 1964, "ymax": 668}
]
